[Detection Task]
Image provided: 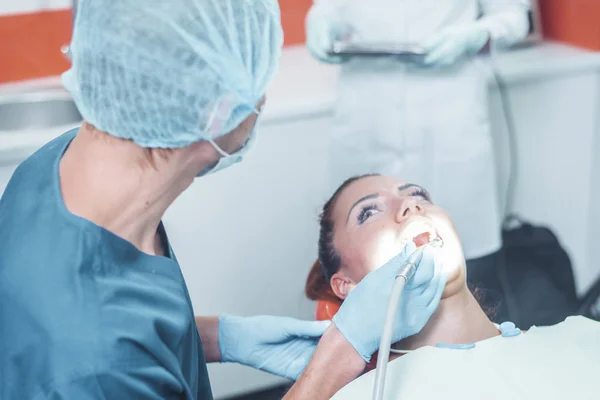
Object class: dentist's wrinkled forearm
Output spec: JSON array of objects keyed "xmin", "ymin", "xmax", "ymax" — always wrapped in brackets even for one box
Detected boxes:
[
  {"xmin": 195, "ymin": 316, "xmax": 222, "ymax": 363},
  {"xmin": 284, "ymin": 324, "xmax": 366, "ymax": 400}
]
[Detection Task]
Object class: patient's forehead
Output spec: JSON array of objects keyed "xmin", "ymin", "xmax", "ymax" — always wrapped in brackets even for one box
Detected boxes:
[{"xmin": 332, "ymin": 176, "xmax": 407, "ymax": 221}]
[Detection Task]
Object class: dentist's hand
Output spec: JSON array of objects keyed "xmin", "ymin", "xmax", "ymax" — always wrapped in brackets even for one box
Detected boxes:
[
  {"xmin": 422, "ymin": 23, "xmax": 490, "ymax": 67},
  {"xmin": 305, "ymin": 7, "xmax": 352, "ymax": 64},
  {"xmin": 218, "ymin": 315, "xmax": 330, "ymax": 380},
  {"xmin": 332, "ymin": 242, "xmax": 447, "ymax": 362}
]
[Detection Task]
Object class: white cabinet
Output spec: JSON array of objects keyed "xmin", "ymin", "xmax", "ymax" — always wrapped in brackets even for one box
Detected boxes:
[
  {"xmin": 489, "ymin": 71, "xmax": 600, "ymax": 295},
  {"xmin": 0, "ymin": 163, "xmax": 18, "ymax": 194}
]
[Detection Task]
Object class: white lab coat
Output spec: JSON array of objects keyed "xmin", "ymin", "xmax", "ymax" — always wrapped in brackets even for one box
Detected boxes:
[{"xmin": 312, "ymin": 0, "xmax": 530, "ymax": 259}]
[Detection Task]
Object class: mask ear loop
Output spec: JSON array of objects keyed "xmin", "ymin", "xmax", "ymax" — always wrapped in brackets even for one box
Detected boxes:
[
  {"xmin": 204, "ymin": 96, "xmax": 234, "ymax": 157},
  {"xmin": 208, "ymin": 137, "xmax": 231, "ymax": 157},
  {"xmin": 204, "ymin": 95, "xmax": 262, "ymax": 156}
]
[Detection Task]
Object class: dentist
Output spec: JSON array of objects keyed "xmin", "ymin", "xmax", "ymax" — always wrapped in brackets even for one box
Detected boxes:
[{"xmin": 0, "ymin": 1, "xmax": 445, "ymax": 399}]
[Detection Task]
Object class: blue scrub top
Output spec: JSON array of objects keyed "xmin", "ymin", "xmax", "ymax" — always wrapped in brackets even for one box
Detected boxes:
[{"xmin": 0, "ymin": 130, "xmax": 213, "ymax": 399}]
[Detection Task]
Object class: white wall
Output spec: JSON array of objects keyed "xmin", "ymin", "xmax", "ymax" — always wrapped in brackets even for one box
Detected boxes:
[
  {"xmin": 586, "ymin": 76, "xmax": 600, "ymax": 296},
  {"xmin": 0, "ymin": 163, "xmax": 17, "ymax": 193},
  {"xmin": 0, "ymin": 0, "xmax": 70, "ymax": 16}
]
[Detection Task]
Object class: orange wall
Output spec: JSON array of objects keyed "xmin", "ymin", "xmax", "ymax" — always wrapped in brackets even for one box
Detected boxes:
[
  {"xmin": 1, "ymin": 0, "xmax": 599, "ymax": 84},
  {"xmin": 0, "ymin": 1, "xmax": 313, "ymax": 84},
  {"xmin": 280, "ymin": 0, "xmax": 312, "ymax": 46},
  {"xmin": 540, "ymin": 0, "xmax": 600, "ymax": 51},
  {"xmin": 0, "ymin": 10, "xmax": 72, "ymax": 84}
]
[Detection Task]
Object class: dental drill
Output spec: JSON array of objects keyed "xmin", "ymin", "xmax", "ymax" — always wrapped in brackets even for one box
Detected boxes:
[{"xmin": 372, "ymin": 237, "xmax": 443, "ymax": 400}]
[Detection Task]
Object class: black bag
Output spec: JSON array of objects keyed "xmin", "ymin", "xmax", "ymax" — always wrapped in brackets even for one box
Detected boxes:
[{"xmin": 467, "ymin": 216, "xmax": 581, "ymax": 330}]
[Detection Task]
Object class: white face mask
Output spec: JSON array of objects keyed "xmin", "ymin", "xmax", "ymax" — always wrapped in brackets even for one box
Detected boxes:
[{"xmin": 196, "ymin": 114, "xmax": 260, "ymax": 177}]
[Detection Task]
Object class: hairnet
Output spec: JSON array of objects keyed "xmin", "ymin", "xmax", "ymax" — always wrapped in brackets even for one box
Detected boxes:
[{"xmin": 62, "ymin": 0, "xmax": 283, "ymax": 148}]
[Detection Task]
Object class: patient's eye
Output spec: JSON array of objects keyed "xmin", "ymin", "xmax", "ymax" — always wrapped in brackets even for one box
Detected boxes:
[
  {"xmin": 357, "ymin": 204, "xmax": 380, "ymax": 224},
  {"xmin": 409, "ymin": 188, "xmax": 431, "ymax": 202}
]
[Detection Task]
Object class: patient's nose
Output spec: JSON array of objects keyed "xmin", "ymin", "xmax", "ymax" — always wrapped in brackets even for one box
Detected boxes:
[{"xmin": 395, "ymin": 197, "xmax": 424, "ymax": 222}]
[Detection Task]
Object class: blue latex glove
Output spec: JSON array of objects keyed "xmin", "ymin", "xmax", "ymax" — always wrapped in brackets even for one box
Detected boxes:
[
  {"xmin": 305, "ymin": 7, "xmax": 352, "ymax": 64},
  {"xmin": 218, "ymin": 315, "xmax": 330, "ymax": 380},
  {"xmin": 332, "ymin": 242, "xmax": 447, "ymax": 362},
  {"xmin": 422, "ymin": 23, "xmax": 490, "ymax": 67}
]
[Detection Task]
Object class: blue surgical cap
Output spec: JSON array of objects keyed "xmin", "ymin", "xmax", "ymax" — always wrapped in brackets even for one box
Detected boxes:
[{"xmin": 62, "ymin": 0, "xmax": 283, "ymax": 148}]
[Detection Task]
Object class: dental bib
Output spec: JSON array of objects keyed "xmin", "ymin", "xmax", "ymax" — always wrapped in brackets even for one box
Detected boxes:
[{"xmin": 331, "ymin": 316, "xmax": 600, "ymax": 400}]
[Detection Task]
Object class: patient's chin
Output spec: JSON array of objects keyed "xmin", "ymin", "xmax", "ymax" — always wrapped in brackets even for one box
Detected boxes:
[
  {"xmin": 433, "ymin": 235, "xmax": 466, "ymax": 291},
  {"xmin": 437, "ymin": 250, "xmax": 467, "ymax": 300},
  {"xmin": 442, "ymin": 267, "xmax": 466, "ymax": 297}
]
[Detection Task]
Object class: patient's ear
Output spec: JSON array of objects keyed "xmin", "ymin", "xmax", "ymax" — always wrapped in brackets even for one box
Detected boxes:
[{"xmin": 330, "ymin": 271, "xmax": 356, "ymax": 300}]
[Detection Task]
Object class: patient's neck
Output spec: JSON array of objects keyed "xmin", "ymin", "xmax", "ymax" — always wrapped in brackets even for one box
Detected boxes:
[{"xmin": 395, "ymin": 281, "xmax": 499, "ymax": 351}]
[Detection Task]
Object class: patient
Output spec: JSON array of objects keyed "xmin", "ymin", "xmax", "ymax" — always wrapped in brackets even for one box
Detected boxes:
[
  {"xmin": 304, "ymin": 174, "xmax": 600, "ymax": 398},
  {"xmin": 306, "ymin": 174, "xmax": 501, "ymax": 360}
]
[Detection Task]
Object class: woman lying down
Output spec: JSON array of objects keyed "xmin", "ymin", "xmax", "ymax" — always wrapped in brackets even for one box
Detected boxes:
[{"xmin": 305, "ymin": 174, "xmax": 599, "ymax": 399}]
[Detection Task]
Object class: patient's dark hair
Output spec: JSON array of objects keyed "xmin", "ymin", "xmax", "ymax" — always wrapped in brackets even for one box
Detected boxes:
[
  {"xmin": 306, "ymin": 174, "xmax": 379, "ymax": 303},
  {"xmin": 304, "ymin": 173, "xmax": 497, "ymax": 319}
]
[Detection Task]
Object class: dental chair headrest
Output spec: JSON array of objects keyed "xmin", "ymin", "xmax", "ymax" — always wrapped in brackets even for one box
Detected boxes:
[{"xmin": 315, "ymin": 299, "xmax": 342, "ymax": 321}]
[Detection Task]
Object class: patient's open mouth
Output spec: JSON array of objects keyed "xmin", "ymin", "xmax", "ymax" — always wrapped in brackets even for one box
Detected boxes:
[
  {"xmin": 413, "ymin": 231, "xmax": 436, "ymax": 247},
  {"xmin": 399, "ymin": 221, "xmax": 443, "ymax": 250}
]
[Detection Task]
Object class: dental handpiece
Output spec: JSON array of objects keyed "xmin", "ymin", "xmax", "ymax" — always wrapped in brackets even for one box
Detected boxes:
[
  {"xmin": 372, "ymin": 237, "xmax": 444, "ymax": 400},
  {"xmin": 397, "ymin": 237, "xmax": 444, "ymax": 282}
]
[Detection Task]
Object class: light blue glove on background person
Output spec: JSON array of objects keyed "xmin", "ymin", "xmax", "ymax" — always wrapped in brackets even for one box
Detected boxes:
[
  {"xmin": 218, "ymin": 315, "xmax": 330, "ymax": 380},
  {"xmin": 422, "ymin": 23, "xmax": 490, "ymax": 67},
  {"xmin": 305, "ymin": 5, "xmax": 352, "ymax": 64},
  {"xmin": 332, "ymin": 242, "xmax": 447, "ymax": 362}
]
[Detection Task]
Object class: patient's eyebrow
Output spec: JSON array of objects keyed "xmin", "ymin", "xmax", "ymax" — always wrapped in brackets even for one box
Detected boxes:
[
  {"xmin": 345, "ymin": 184, "xmax": 429, "ymax": 222},
  {"xmin": 346, "ymin": 193, "xmax": 379, "ymax": 222},
  {"xmin": 398, "ymin": 183, "xmax": 419, "ymax": 192},
  {"xmin": 400, "ymin": 183, "xmax": 431, "ymax": 201}
]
